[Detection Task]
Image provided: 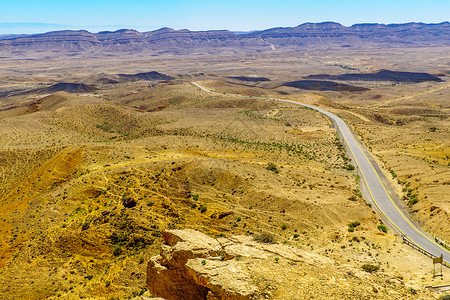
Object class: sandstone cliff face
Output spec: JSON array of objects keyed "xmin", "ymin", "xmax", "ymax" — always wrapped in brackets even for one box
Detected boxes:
[
  {"xmin": 147, "ymin": 229, "xmax": 320, "ymax": 299},
  {"xmin": 147, "ymin": 230, "xmax": 436, "ymax": 300}
]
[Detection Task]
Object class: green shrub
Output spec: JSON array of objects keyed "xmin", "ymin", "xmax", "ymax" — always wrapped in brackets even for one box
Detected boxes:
[
  {"xmin": 281, "ymin": 224, "xmax": 287, "ymax": 230},
  {"xmin": 266, "ymin": 163, "xmax": 280, "ymax": 173},
  {"xmin": 293, "ymin": 234, "xmax": 299, "ymax": 238},
  {"xmin": 361, "ymin": 264, "xmax": 379, "ymax": 273},
  {"xmin": 200, "ymin": 205, "xmax": 207, "ymax": 213},
  {"xmin": 254, "ymin": 232, "xmax": 276, "ymax": 244},
  {"xmin": 113, "ymin": 245, "xmax": 122, "ymax": 256},
  {"xmin": 348, "ymin": 221, "xmax": 360, "ymax": 228},
  {"xmin": 377, "ymin": 225, "xmax": 387, "ymax": 233},
  {"xmin": 348, "ymin": 221, "xmax": 360, "ymax": 232},
  {"xmin": 348, "ymin": 196, "xmax": 357, "ymax": 201},
  {"xmin": 192, "ymin": 194, "xmax": 199, "ymax": 201},
  {"xmin": 346, "ymin": 164, "xmax": 355, "ymax": 171}
]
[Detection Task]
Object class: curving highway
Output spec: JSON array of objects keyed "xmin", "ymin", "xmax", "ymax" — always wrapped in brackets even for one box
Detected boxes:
[{"xmin": 192, "ymin": 81, "xmax": 450, "ymax": 265}]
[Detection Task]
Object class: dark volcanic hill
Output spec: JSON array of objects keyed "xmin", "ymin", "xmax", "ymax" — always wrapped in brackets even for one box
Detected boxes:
[
  {"xmin": 228, "ymin": 76, "xmax": 271, "ymax": 82},
  {"xmin": 117, "ymin": 71, "xmax": 174, "ymax": 82},
  {"xmin": 305, "ymin": 70, "xmax": 443, "ymax": 83},
  {"xmin": 39, "ymin": 83, "xmax": 98, "ymax": 93},
  {"xmin": 283, "ymin": 80, "xmax": 370, "ymax": 92},
  {"xmin": 1, "ymin": 22, "xmax": 450, "ymax": 56},
  {"xmin": 83, "ymin": 71, "xmax": 174, "ymax": 85}
]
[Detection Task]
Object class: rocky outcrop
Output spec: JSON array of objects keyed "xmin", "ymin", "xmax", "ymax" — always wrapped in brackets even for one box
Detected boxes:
[{"xmin": 147, "ymin": 229, "xmax": 307, "ymax": 300}]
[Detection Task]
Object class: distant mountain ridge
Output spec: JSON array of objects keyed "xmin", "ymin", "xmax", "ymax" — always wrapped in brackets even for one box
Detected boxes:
[{"xmin": 1, "ymin": 22, "xmax": 450, "ymax": 56}]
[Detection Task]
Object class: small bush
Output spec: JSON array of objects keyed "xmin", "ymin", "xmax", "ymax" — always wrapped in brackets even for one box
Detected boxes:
[
  {"xmin": 266, "ymin": 163, "xmax": 280, "ymax": 173},
  {"xmin": 293, "ymin": 234, "xmax": 299, "ymax": 238},
  {"xmin": 192, "ymin": 194, "xmax": 199, "ymax": 201},
  {"xmin": 346, "ymin": 164, "xmax": 355, "ymax": 171},
  {"xmin": 113, "ymin": 245, "xmax": 122, "ymax": 256},
  {"xmin": 281, "ymin": 224, "xmax": 287, "ymax": 230},
  {"xmin": 408, "ymin": 198, "xmax": 419, "ymax": 205},
  {"xmin": 361, "ymin": 264, "xmax": 379, "ymax": 273},
  {"xmin": 348, "ymin": 196, "xmax": 357, "ymax": 201},
  {"xmin": 254, "ymin": 232, "xmax": 276, "ymax": 244},
  {"xmin": 439, "ymin": 295, "xmax": 450, "ymax": 300},
  {"xmin": 378, "ymin": 225, "xmax": 387, "ymax": 233},
  {"xmin": 348, "ymin": 221, "xmax": 360, "ymax": 232},
  {"xmin": 348, "ymin": 221, "xmax": 360, "ymax": 228},
  {"xmin": 200, "ymin": 205, "xmax": 207, "ymax": 213}
]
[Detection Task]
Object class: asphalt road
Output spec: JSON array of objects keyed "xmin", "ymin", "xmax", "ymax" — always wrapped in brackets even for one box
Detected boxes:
[{"xmin": 192, "ymin": 82, "xmax": 450, "ymax": 265}]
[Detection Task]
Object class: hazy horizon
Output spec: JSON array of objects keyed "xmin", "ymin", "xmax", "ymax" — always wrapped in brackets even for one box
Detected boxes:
[
  {"xmin": 1, "ymin": 0, "xmax": 449, "ymax": 34},
  {"xmin": 1, "ymin": 20, "xmax": 450, "ymax": 36}
]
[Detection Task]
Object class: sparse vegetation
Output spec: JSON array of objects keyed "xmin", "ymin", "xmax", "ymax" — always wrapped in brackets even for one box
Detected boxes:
[
  {"xmin": 113, "ymin": 245, "xmax": 122, "ymax": 256},
  {"xmin": 254, "ymin": 232, "xmax": 276, "ymax": 244},
  {"xmin": 346, "ymin": 164, "xmax": 355, "ymax": 171},
  {"xmin": 348, "ymin": 221, "xmax": 360, "ymax": 232},
  {"xmin": 266, "ymin": 162, "xmax": 280, "ymax": 173},
  {"xmin": 0, "ymin": 46, "xmax": 445, "ymax": 299},
  {"xmin": 361, "ymin": 264, "xmax": 380, "ymax": 273},
  {"xmin": 377, "ymin": 225, "xmax": 387, "ymax": 233}
]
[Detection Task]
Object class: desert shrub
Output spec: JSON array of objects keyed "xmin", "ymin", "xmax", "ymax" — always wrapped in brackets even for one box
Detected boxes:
[
  {"xmin": 113, "ymin": 245, "xmax": 122, "ymax": 256},
  {"xmin": 266, "ymin": 163, "xmax": 280, "ymax": 173},
  {"xmin": 408, "ymin": 198, "xmax": 419, "ymax": 205},
  {"xmin": 254, "ymin": 232, "xmax": 276, "ymax": 244},
  {"xmin": 200, "ymin": 205, "xmax": 207, "ymax": 213},
  {"xmin": 192, "ymin": 194, "xmax": 199, "ymax": 201},
  {"xmin": 351, "ymin": 236, "xmax": 360, "ymax": 243},
  {"xmin": 348, "ymin": 221, "xmax": 360, "ymax": 228},
  {"xmin": 348, "ymin": 221, "xmax": 360, "ymax": 232},
  {"xmin": 348, "ymin": 196, "xmax": 357, "ymax": 201},
  {"xmin": 440, "ymin": 295, "xmax": 450, "ymax": 300},
  {"xmin": 346, "ymin": 164, "xmax": 355, "ymax": 171},
  {"xmin": 293, "ymin": 234, "xmax": 299, "ymax": 238},
  {"xmin": 378, "ymin": 225, "xmax": 387, "ymax": 233},
  {"xmin": 281, "ymin": 224, "xmax": 287, "ymax": 230},
  {"xmin": 361, "ymin": 264, "xmax": 379, "ymax": 273}
]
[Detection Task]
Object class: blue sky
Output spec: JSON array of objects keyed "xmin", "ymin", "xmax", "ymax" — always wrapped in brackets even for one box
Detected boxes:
[{"xmin": 1, "ymin": 0, "xmax": 449, "ymax": 34}]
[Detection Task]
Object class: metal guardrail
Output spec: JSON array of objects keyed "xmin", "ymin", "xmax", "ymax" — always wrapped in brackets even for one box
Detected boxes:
[
  {"xmin": 436, "ymin": 237, "xmax": 450, "ymax": 251},
  {"xmin": 402, "ymin": 236, "xmax": 450, "ymax": 269}
]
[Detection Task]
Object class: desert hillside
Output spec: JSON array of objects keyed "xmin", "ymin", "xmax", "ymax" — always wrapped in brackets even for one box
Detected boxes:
[{"xmin": 0, "ymin": 47, "xmax": 449, "ymax": 299}]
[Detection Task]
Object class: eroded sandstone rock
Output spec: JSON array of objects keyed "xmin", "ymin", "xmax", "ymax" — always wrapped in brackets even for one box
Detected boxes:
[{"xmin": 146, "ymin": 229, "xmax": 305, "ymax": 300}]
